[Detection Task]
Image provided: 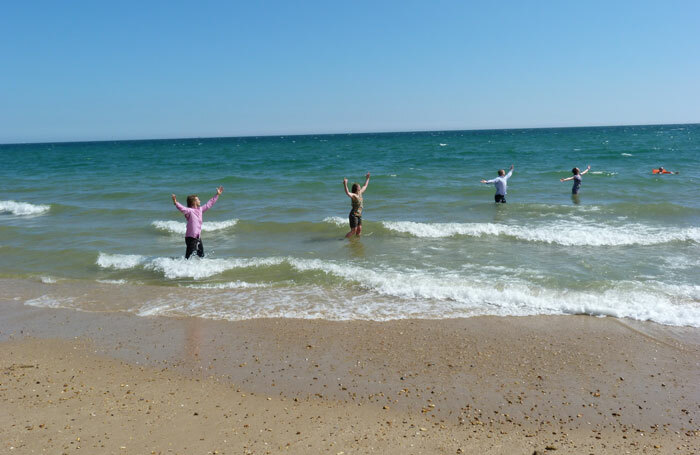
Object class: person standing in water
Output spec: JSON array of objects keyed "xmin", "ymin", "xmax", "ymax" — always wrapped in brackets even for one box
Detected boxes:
[
  {"xmin": 481, "ymin": 165, "xmax": 514, "ymax": 203},
  {"xmin": 171, "ymin": 186, "xmax": 223, "ymax": 259},
  {"xmin": 343, "ymin": 172, "xmax": 370, "ymax": 238},
  {"xmin": 560, "ymin": 165, "xmax": 591, "ymax": 194}
]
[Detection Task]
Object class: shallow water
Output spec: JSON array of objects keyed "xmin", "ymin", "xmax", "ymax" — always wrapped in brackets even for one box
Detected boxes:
[{"xmin": 2, "ymin": 125, "xmax": 699, "ymax": 325}]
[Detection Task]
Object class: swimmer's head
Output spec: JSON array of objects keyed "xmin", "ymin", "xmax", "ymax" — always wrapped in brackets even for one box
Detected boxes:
[
  {"xmin": 572, "ymin": 167, "xmax": 580, "ymax": 175},
  {"xmin": 351, "ymin": 183, "xmax": 360, "ymax": 193},
  {"xmin": 658, "ymin": 166, "xmax": 664, "ymax": 171},
  {"xmin": 186, "ymin": 195, "xmax": 200, "ymax": 208},
  {"xmin": 498, "ymin": 169, "xmax": 505, "ymax": 176}
]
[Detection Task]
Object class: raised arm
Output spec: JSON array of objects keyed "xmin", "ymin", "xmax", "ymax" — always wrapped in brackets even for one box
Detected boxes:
[
  {"xmin": 360, "ymin": 172, "xmax": 370, "ymax": 193},
  {"xmin": 172, "ymin": 194, "xmax": 189, "ymax": 216},
  {"xmin": 343, "ymin": 178, "xmax": 353, "ymax": 198},
  {"xmin": 201, "ymin": 186, "xmax": 223, "ymax": 213},
  {"xmin": 580, "ymin": 165, "xmax": 591, "ymax": 175},
  {"xmin": 505, "ymin": 165, "xmax": 514, "ymax": 179}
]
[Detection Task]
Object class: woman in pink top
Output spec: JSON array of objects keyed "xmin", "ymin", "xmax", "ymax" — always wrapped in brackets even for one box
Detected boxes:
[{"xmin": 171, "ymin": 186, "xmax": 223, "ymax": 259}]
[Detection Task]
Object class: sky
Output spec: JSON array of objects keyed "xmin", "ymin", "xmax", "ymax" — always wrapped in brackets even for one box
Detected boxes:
[{"xmin": 1, "ymin": 0, "xmax": 699, "ymax": 143}]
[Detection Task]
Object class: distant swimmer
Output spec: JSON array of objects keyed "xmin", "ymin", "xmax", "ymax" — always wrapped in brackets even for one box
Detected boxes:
[
  {"xmin": 560, "ymin": 165, "xmax": 590, "ymax": 194},
  {"xmin": 171, "ymin": 186, "xmax": 223, "ymax": 259},
  {"xmin": 481, "ymin": 165, "xmax": 514, "ymax": 203},
  {"xmin": 652, "ymin": 166, "xmax": 678, "ymax": 175},
  {"xmin": 343, "ymin": 172, "xmax": 370, "ymax": 238}
]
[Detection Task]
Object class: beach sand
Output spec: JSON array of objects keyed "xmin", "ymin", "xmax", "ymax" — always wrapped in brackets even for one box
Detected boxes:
[{"xmin": 0, "ymin": 302, "xmax": 698, "ymax": 454}]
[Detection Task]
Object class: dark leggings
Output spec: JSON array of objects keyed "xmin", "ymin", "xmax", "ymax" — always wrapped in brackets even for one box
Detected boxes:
[
  {"xmin": 185, "ymin": 236, "xmax": 204, "ymax": 259},
  {"xmin": 494, "ymin": 194, "xmax": 506, "ymax": 203}
]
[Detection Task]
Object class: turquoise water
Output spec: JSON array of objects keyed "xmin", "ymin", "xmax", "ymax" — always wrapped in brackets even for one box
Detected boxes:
[{"xmin": 1, "ymin": 124, "xmax": 699, "ymax": 325}]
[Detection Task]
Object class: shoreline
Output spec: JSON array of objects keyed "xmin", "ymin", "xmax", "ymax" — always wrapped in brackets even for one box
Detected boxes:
[{"xmin": 1, "ymin": 301, "xmax": 698, "ymax": 453}]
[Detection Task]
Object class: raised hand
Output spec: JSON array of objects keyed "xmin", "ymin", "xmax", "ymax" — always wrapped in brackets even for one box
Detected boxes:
[{"xmin": 216, "ymin": 186, "xmax": 224, "ymax": 195}]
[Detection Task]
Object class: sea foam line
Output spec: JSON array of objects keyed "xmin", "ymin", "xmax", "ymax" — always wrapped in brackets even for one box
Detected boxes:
[
  {"xmin": 96, "ymin": 252, "xmax": 284, "ymax": 279},
  {"xmin": 381, "ymin": 221, "xmax": 700, "ymax": 246},
  {"xmin": 0, "ymin": 200, "xmax": 51, "ymax": 216},
  {"xmin": 152, "ymin": 219, "xmax": 238, "ymax": 235},
  {"xmin": 112, "ymin": 255, "xmax": 700, "ymax": 326},
  {"xmin": 60, "ymin": 254, "xmax": 700, "ymax": 326},
  {"xmin": 286, "ymin": 258, "xmax": 700, "ymax": 326}
]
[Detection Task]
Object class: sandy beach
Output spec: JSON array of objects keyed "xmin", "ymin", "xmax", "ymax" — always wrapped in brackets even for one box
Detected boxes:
[{"xmin": 1, "ymin": 301, "xmax": 698, "ymax": 454}]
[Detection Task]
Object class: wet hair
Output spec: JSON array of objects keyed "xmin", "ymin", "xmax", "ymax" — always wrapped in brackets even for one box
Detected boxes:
[
  {"xmin": 186, "ymin": 194, "xmax": 198, "ymax": 208},
  {"xmin": 498, "ymin": 169, "xmax": 505, "ymax": 176},
  {"xmin": 572, "ymin": 167, "xmax": 580, "ymax": 175},
  {"xmin": 351, "ymin": 183, "xmax": 360, "ymax": 193}
]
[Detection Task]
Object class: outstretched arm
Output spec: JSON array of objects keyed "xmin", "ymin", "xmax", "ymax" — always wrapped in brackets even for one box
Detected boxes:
[
  {"xmin": 505, "ymin": 164, "xmax": 514, "ymax": 179},
  {"xmin": 560, "ymin": 176, "xmax": 574, "ymax": 182},
  {"xmin": 580, "ymin": 165, "xmax": 591, "ymax": 176},
  {"xmin": 481, "ymin": 179, "xmax": 495, "ymax": 184},
  {"xmin": 201, "ymin": 186, "xmax": 223, "ymax": 213},
  {"xmin": 360, "ymin": 172, "xmax": 370, "ymax": 193}
]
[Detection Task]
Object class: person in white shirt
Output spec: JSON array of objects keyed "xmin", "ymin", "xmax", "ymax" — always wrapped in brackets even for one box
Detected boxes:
[{"xmin": 481, "ymin": 165, "xmax": 514, "ymax": 203}]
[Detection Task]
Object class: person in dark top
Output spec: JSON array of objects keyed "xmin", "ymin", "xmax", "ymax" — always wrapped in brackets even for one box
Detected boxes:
[{"xmin": 560, "ymin": 165, "xmax": 590, "ymax": 194}]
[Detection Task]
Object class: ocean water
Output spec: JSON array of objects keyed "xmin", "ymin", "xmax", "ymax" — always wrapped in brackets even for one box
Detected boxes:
[{"xmin": 1, "ymin": 125, "xmax": 699, "ymax": 326}]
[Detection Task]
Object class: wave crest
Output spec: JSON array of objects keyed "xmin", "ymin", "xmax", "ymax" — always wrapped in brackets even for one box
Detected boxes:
[
  {"xmin": 152, "ymin": 219, "xmax": 238, "ymax": 235},
  {"xmin": 382, "ymin": 221, "xmax": 700, "ymax": 246},
  {"xmin": 323, "ymin": 216, "xmax": 347, "ymax": 227},
  {"xmin": 0, "ymin": 200, "xmax": 51, "ymax": 216},
  {"xmin": 97, "ymin": 253, "xmax": 146, "ymax": 269}
]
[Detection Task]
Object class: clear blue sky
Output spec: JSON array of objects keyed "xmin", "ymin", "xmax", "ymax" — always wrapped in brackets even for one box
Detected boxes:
[{"xmin": 1, "ymin": 0, "xmax": 699, "ymax": 143}]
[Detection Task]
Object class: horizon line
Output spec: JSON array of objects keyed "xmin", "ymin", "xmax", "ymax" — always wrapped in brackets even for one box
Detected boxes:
[{"xmin": 1, "ymin": 121, "xmax": 698, "ymax": 146}]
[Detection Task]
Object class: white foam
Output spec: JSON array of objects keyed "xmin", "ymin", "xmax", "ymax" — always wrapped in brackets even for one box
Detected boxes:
[
  {"xmin": 283, "ymin": 258, "xmax": 700, "ymax": 326},
  {"xmin": 37, "ymin": 253, "xmax": 700, "ymax": 326},
  {"xmin": 97, "ymin": 279, "xmax": 128, "ymax": 285},
  {"xmin": 323, "ymin": 216, "xmax": 347, "ymax": 227},
  {"xmin": 152, "ymin": 219, "xmax": 238, "ymax": 235},
  {"xmin": 439, "ymin": 143, "xmax": 447, "ymax": 146},
  {"xmin": 24, "ymin": 295, "xmax": 75, "ymax": 309},
  {"xmin": 621, "ymin": 153, "xmax": 633, "ymax": 156},
  {"xmin": 40, "ymin": 276, "xmax": 57, "ymax": 284},
  {"xmin": 382, "ymin": 221, "xmax": 700, "ymax": 246},
  {"xmin": 96, "ymin": 251, "xmax": 285, "ymax": 280},
  {"xmin": 0, "ymin": 200, "xmax": 51, "ymax": 216},
  {"xmin": 662, "ymin": 256, "xmax": 700, "ymax": 270},
  {"xmin": 96, "ymin": 253, "xmax": 146, "ymax": 270},
  {"xmin": 145, "ymin": 256, "xmax": 285, "ymax": 280},
  {"xmin": 133, "ymin": 257, "xmax": 698, "ymax": 326},
  {"xmin": 185, "ymin": 281, "xmax": 269, "ymax": 289}
]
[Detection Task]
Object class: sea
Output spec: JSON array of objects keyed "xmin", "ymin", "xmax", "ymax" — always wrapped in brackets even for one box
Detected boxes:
[{"xmin": 1, "ymin": 124, "xmax": 699, "ymax": 327}]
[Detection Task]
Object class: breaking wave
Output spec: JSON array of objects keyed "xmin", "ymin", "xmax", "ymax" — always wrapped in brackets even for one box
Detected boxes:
[
  {"xmin": 151, "ymin": 219, "xmax": 238, "ymax": 235},
  {"xmin": 381, "ymin": 221, "xmax": 700, "ymax": 246},
  {"xmin": 0, "ymin": 200, "xmax": 51, "ymax": 216},
  {"xmin": 92, "ymin": 253, "xmax": 700, "ymax": 326}
]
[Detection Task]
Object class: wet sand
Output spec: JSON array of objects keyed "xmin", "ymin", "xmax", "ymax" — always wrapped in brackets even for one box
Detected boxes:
[{"xmin": 1, "ymin": 301, "xmax": 698, "ymax": 454}]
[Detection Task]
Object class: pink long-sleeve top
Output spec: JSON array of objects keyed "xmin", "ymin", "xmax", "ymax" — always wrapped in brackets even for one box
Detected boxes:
[{"xmin": 174, "ymin": 194, "xmax": 219, "ymax": 238}]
